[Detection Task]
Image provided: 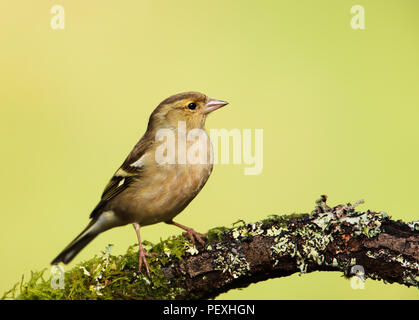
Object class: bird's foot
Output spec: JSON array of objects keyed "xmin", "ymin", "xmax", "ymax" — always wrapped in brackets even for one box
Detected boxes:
[
  {"xmin": 166, "ymin": 220, "xmax": 208, "ymax": 246},
  {"xmin": 138, "ymin": 247, "xmax": 157, "ymax": 277},
  {"xmin": 182, "ymin": 228, "xmax": 208, "ymax": 246}
]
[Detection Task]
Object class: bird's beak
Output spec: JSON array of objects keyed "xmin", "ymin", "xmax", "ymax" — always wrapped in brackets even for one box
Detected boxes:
[{"xmin": 204, "ymin": 98, "xmax": 229, "ymax": 114}]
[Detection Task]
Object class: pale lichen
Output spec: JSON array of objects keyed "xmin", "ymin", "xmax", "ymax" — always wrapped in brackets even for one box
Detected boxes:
[
  {"xmin": 407, "ymin": 221, "xmax": 419, "ymax": 232},
  {"xmin": 270, "ymin": 220, "xmax": 333, "ymax": 273},
  {"xmin": 185, "ymin": 244, "xmax": 199, "ymax": 256},
  {"xmin": 214, "ymin": 251, "xmax": 250, "ymax": 280},
  {"xmin": 269, "ymin": 198, "xmax": 392, "ymax": 277}
]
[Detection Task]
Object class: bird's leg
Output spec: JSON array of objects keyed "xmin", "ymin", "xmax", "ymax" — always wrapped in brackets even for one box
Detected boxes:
[
  {"xmin": 132, "ymin": 223, "xmax": 154, "ymax": 277},
  {"xmin": 166, "ymin": 220, "xmax": 208, "ymax": 245}
]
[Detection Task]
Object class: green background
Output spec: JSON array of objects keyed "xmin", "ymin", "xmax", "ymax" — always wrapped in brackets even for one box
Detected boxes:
[{"xmin": 0, "ymin": 0, "xmax": 418, "ymax": 299}]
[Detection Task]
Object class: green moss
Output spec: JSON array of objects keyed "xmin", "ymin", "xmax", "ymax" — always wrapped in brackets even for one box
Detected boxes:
[
  {"xmin": 8, "ymin": 236, "xmax": 191, "ymax": 300},
  {"xmin": 2, "ymin": 269, "xmax": 67, "ymax": 300},
  {"xmin": 207, "ymin": 226, "xmax": 229, "ymax": 242},
  {"xmin": 261, "ymin": 213, "xmax": 306, "ymax": 228}
]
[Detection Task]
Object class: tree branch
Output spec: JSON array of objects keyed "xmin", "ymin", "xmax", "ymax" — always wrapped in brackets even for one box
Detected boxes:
[{"xmin": 11, "ymin": 196, "xmax": 418, "ymax": 300}]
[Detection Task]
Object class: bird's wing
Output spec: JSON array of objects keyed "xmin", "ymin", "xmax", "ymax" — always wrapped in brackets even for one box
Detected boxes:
[{"xmin": 89, "ymin": 136, "xmax": 153, "ymax": 218}]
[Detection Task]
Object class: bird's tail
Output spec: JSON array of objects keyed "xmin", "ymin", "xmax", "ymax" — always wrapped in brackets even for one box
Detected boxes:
[{"xmin": 51, "ymin": 219, "xmax": 99, "ymax": 265}]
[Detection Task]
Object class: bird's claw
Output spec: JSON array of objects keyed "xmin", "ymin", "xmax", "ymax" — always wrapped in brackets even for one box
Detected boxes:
[
  {"xmin": 182, "ymin": 229, "xmax": 208, "ymax": 246},
  {"xmin": 138, "ymin": 248, "xmax": 156, "ymax": 278}
]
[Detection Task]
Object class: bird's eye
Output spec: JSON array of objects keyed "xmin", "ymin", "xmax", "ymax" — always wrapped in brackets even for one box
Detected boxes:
[{"xmin": 187, "ymin": 102, "xmax": 197, "ymax": 110}]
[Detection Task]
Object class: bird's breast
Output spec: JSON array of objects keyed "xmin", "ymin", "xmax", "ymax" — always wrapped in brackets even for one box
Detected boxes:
[{"xmin": 115, "ymin": 136, "xmax": 213, "ymax": 226}]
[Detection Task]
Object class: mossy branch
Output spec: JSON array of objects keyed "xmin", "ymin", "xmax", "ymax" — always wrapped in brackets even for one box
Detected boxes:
[{"xmin": 5, "ymin": 196, "xmax": 418, "ymax": 300}]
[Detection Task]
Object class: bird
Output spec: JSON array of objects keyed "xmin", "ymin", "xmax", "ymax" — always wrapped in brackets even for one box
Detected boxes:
[{"xmin": 51, "ymin": 92, "xmax": 228, "ymax": 276}]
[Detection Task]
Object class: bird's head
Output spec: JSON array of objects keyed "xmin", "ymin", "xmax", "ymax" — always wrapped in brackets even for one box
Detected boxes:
[{"xmin": 147, "ymin": 92, "xmax": 228, "ymax": 132}]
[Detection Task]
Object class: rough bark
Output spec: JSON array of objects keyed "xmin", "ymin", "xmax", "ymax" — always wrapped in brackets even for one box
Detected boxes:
[
  {"xmin": 163, "ymin": 196, "xmax": 418, "ymax": 299},
  {"xmin": 13, "ymin": 196, "xmax": 419, "ymax": 300}
]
